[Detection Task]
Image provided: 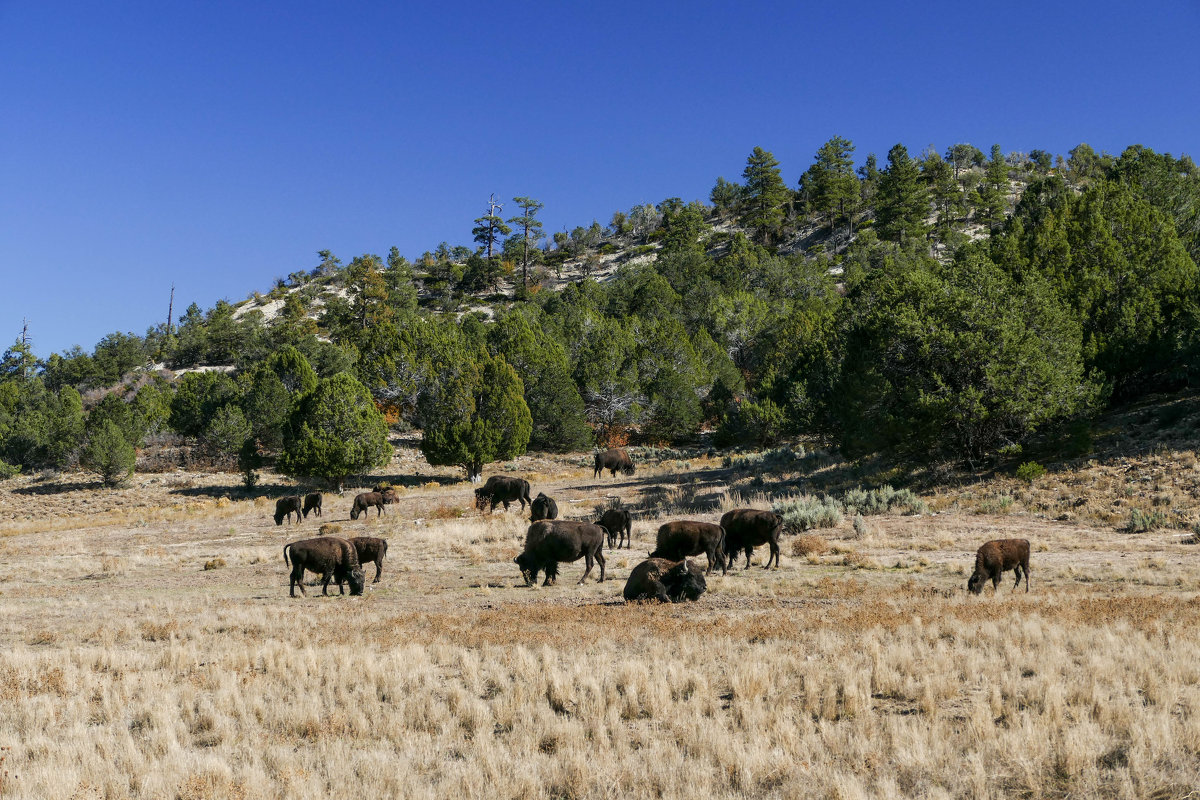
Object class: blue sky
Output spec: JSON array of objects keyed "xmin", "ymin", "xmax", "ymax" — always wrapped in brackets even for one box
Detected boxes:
[{"xmin": 3, "ymin": 1, "xmax": 1198, "ymax": 357}]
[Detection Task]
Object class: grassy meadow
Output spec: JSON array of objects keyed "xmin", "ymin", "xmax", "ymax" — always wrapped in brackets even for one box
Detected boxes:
[{"xmin": 1, "ymin": 446, "xmax": 1199, "ymax": 799}]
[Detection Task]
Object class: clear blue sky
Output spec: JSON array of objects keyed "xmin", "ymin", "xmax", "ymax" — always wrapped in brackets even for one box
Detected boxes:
[{"xmin": 3, "ymin": 1, "xmax": 1198, "ymax": 358}]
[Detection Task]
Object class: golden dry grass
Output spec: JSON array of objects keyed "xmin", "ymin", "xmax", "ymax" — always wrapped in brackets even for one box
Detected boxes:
[{"xmin": 2, "ymin": 449, "xmax": 1200, "ymax": 798}]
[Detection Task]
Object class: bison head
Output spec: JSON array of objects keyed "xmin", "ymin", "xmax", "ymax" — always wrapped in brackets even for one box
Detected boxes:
[
  {"xmin": 346, "ymin": 566, "xmax": 366, "ymax": 596},
  {"xmin": 513, "ymin": 553, "xmax": 535, "ymax": 586},
  {"xmin": 623, "ymin": 464, "xmax": 636, "ymax": 476},
  {"xmin": 349, "ymin": 507, "xmax": 359, "ymax": 521},
  {"xmin": 664, "ymin": 560, "xmax": 706, "ymax": 602},
  {"xmin": 474, "ymin": 490, "xmax": 489, "ymax": 512},
  {"xmin": 967, "ymin": 572, "xmax": 984, "ymax": 595},
  {"xmin": 274, "ymin": 513, "xmax": 284, "ymax": 526}
]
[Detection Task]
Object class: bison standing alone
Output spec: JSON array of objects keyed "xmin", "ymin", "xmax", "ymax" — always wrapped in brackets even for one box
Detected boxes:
[
  {"xmin": 514, "ymin": 520, "xmax": 606, "ymax": 586},
  {"xmin": 650, "ymin": 520, "xmax": 726, "ymax": 575},
  {"xmin": 598, "ymin": 508, "xmax": 633, "ymax": 549},
  {"xmin": 623, "ymin": 558, "xmax": 707, "ymax": 603},
  {"xmin": 967, "ymin": 538, "xmax": 1031, "ymax": 595},
  {"xmin": 594, "ymin": 448, "xmax": 635, "ymax": 479},
  {"xmin": 274, "ymin": 495, "xmax": 303, "ymax": 526},
  {"xmin": 475, "ymin": 476, "xmax": 532, "ymax": 514},
  {"xmin": 530, "ymin": 492, "xmax": 559, "ymax": 522},
  {"xmin": 283, "ymin": 536, "xmax": 365, "ymax": 597},
  {"xmin": 350, "ymin": 491, "xmax": 386, "ymax": 520},
  {"xmin": 720, "ymin": 508, "xmax": 784, "ymax": 570}
]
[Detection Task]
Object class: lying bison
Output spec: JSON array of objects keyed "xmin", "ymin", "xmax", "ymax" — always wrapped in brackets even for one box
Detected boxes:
[
  {"xmin": 968, "ymin": 538, "xmax": 1031, "ymax": 595},
  {"xmin": 347, "ymin": 536, "xmax": 388, "ymax": 584},
  {"xmin": 623, "ymin": 558, "xmax": 706, "ymax": 603},
  {"xmin": 283, "ymin": 536, "xmax": 365, "ymax": 597},
  {"xmin": 274, "ymin": 495, "xmax": 303, "ymax": 526},
  {"xmin": 350, "ymin": 491, "xmax": 386, "ymax": 520},
  {"xmin": 720, "ymin": 508, "xmax": 784, "ymax": 570},
  {"xmin": 514, "ymin": 520, "xmax": 606, "ymax": 586},
  {"xmin": 302, "ymin": 492, "xmax": 323, "ymax": 519},
  {"xmin": 530, "ymin": 492, "xmax": 559, "ymax": 522},
  {"xmin": 598, "ymin": 508, "xmax": 633, "ymax": 549},
  {"xmin": 650, "ymin": 520, "xmax": 726, "ymax": 575},
  {"xmin": 475, "ymin": 476, "xmax": 532, "ymax": 514},
  {"xmin": 594, "ymin": 448, "xmax": 635, "ymax": 479}
]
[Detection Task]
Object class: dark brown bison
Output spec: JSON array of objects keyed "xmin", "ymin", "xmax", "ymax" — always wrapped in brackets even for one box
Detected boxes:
[
  {"xmin": 283, "ymin": 537, "xmax": 365, "ymax": 597},
  {"xmin": 720, "ymin": 508, "xmax": 784, "ymax": 570},
  {"xmin": 594, "ymin": 448, "xmax": 635, "ymax": 479},
  {"xmin": 514, "ymin": 520, "xmax": 606, "ymax": 586},
  {"xmin": 968, "ymin": 539, "xmax": 1031, "ymax": 595},
  {"xmin": 598, "ymin": 508, "xmax": 633, "ymax": 549},
  {"xmin": 530, "ymin": 492, "xmax": 559, "ymax": 522},
  {"xmin": 274, "ymin": 495, "xmax": 303, "ymax": 526},
  {"xmin": 373, "ymin": 485, "xmax": 400, "ymax": 504},
  {"xmin": 302, "ymin": 492, "xmax": 323, "ymax": 519},
  {"xmin": 623, "ymin": 558, "xmax": 707, "ymax": 603},
  {"xmin": 650, "ymin": 520, "xmax": 726, "ymax": 575},
  {"xmin": 347, "ymin": 536, "xmax": 388, "ymax": 584},
  {"xmin": 474, "ymin": 476, "xmax": 532, "ymax": 514},
  {"xmin": 350, "ymin": 491, "xmax": 386, "ymax": 520}
]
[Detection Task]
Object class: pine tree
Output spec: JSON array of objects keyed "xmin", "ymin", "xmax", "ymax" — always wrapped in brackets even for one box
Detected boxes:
[
  {"xmin": 740, "ymin": 147, "xmax": 789, "ymax": 245},
  {"xmin": 507, "ymin": 197, "xmax": 545, "ymax": 288},
  {"xmin": 805, "ymin": 136, "xmax": 859, "ymax": 237},
  {"xmin": 875, "ymin": 143, "xmax": 930, "ymax": 245}
]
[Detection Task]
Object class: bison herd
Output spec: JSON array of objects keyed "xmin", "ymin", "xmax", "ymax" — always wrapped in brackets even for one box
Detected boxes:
[{"xmin": 273, "ymin": 448, "xmax": 1033, "ymax": 602}]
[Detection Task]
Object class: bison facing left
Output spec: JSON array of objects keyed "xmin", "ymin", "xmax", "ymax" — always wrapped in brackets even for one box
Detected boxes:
[
  {"xmin": 283, "ymin": 536, "xmax": 365, "ymax": 597},
  {"xmin": 968, "ymin": 538, "xmax": 1031, "ymax": 595},
  {"xmin": 475, "ymin": 476, "xmax": 532, "ymax": 514},
  {"xmin": 623, "ymin": 558, "xmax": 706, "ymax": 603},
  {"xmin": 514, "ymin": 520, "xmax": 606, "ymax": 586}
]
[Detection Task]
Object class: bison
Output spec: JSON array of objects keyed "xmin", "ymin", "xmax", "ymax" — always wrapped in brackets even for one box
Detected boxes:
[
  {"xmin": 274, "ymin": 495, "xmax": 303, "ymax": 526},
  {"xmin": 514, "ymin": 520, "xmax": 606, "ymax": 586},
  {"xmin": 474, "ymin": 476, "xmax": 532, "ymax": 514},
  {"xmin": 347, "ymin": 536, "xmax": 388, "ymax": 584},
  {"xmin": 650, "ymin": 520, "xmax": 726, "ymax": 575},
  {"xmin": 598, "ymin": 508, "xmax": 633, "ymax": 549},
  {"xmin": 283, "ymin": 536, "xmax": 365, "ymax": 597},
  {"xmin": 530, "ymin": 492, "xmax": 559, "ymax": 522},
  {"xmin": 594, "ymin": 448, "xmax": 635, "ymax": 479},
  {"xmin": 302, "ymin": 492, "xmax": 323, "ymax": 519},
  {"xmin": 720, "ymin": 508, "xmax": 784, "ymax": 570},
  {"xmin": 350, "ymin": 491, "xmax": 386, "ymax": 520},
  {"xmin": 373, "ymin": 485, "xmax": 400, "ymax": 504},
  {"xmin": 623, "ymin": 558, "xmax": 707, "ymax": 603},
  {"xmin": 968, "ymin": 539, "xmax": 1031, "ymax": 595}
]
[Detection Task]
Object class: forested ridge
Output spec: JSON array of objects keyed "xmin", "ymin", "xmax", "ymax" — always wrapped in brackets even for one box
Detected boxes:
[{"xmin": 3, "ymin": 140, "xmax": 1199, "ymax": 486}]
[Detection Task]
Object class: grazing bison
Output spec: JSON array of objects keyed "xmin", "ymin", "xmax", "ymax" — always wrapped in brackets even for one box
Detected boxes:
[
  {"xmin": 593, "ymin": 448, "xmax": 635, "ymax": 479},
  {"xmin": 514, "ymin": 520, "xmax": 606, "ymax": 586},
  {"xmin": 274, "ymin": 495, "xmax": 303, "ymax": 526},
  {"xmin": 530, "ymin": 492, "xmax": 559, "ymax": 522},
  {"xmin": 720, "ymin": 508, "xmax": 784, "ymax": 570},
  {"xmin": 650, "ymin": 520, "xmax": 726, "ymax": 575},
  {"xmin": 347, "ymin": 536, "xmax": 388, "ymax": 584},
  {"xmin": 373, "ymin": 485, "xmax": 400, "ymax": 504},
  {"xmin": 302, "ymin": 492, "xmax": 323, "ymax": 519},
  {"xmin": 474, "ymin": 476, "xmax": 532, "ymax": 514},
  {"xmin": 283, "ymin": 536, "xmax": 365, "ymax": 597},
  {"xmin": 623, "ymin": 558, "xmax": 707, "ymax": 603},
  {"xmin": 350, "ymin": 491, "xmax": 386, "ymax": 520},
  {"xmin": 968, "ymin": 539, "xmax": 1031, "ymax": 595},
  {"xmin": 598, "ymin": 508, "xmax": 633, "ymax": 549}
]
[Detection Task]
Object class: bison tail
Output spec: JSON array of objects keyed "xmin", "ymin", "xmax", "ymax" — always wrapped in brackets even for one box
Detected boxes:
[{"xmin": 283, "ymin": 543, "xmax": 291, "ymax": 567}]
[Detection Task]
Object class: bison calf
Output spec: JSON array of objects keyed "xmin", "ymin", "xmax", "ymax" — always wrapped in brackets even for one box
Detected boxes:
[
  {"xmin": 623, "ymin": 558, "xmax": 706, "ymax": 603},
  {"xmin": 350, "ymin": 491, "xmax": 386, "ymax": 520},
  {"xmin": 514, "ymin": 520, "xmax": 606, "ymax": 586},
  {"xmin": 967, "ymin": 538, "xmax": 1031, "ymax": 595},
  {"xmin": 283, "ymin": 537, "xmax": 365, "ymax": 597},
  {"xmin": 720, "ymin": 508, "xmax": 784, "ymax": 570},
  {"xmin": 302, "ymin": 492, "xmax": 323, "ymax": 519},
  {"xmin": 530, "ymin": 492, "xmax": 559, "ymax": 522},
  {"xmin": 274, "ymin": 495, "xmax": 303, "ymax": 526},
  {"xmin": 650, "ymin": 520, "xmax": 726, "ymax": 575},
  {"xmin": 598, "ymin": 508, "xmax": 633, "ymax": 549},
  {"xmin": 348, "ymin": 536, "xmax": 388, "ymax": 584}
]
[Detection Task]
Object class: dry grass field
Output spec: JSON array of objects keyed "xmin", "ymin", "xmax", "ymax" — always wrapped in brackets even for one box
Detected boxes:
[{"xmin": 1, "ymin": 440, "xmax": 1199, "ymax": 799}]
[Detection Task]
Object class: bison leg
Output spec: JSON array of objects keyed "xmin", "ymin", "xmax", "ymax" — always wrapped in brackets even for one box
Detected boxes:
[
  {"xmin": 577, "ymin": 553, "xmax": 593, "ymax": 585},
  {"xmin": 596, "ymin": 548, "xmax": 605, "ymax": 582},
  {"xmin": 321, "ymin": 570, "xmax": 334, "ymax": 596},
  {"xmin": 766, "ymin": 540, "xmax": 780, "ymax": 569},
  {"xmin": 290, "ymin": 565, "xmax": 307, "ymax": 597},
  {"xmin": 373, "ymin": 559, "xmax": 382, "ymax": 583},
  {"xmin": 543, "ymin": 562, "xmax": 558, "ymax": 587}
]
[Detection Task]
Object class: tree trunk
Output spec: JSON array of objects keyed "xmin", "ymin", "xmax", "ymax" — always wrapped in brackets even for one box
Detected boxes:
[{"xmin": 466, "ymin": 462, "xmax": 483, "ymax": 482}]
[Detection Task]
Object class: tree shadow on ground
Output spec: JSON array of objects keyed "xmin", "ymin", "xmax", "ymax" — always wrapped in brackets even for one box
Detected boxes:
[{"xmin": 13, "ymin": 479, "xmax": 105, "ymax": 495}]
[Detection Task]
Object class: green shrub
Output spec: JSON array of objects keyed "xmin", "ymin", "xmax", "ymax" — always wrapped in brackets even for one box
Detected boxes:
[
  {"xmin": 841, "ymin": 485, "xmax": 927, "ymax": 516},
  {"xmin": 774, "ymin": 495, "xmax": 842, "ymax": 532},
  {"xmin": 0, "ymin": 459, "xmax": 21, "ymax": 480},
  {"xmin": 81, "ymin": 420, "xmax": 136, "ymax": 487},
  {"xmin": 1125, "ymin": 508, "xmax": 1168, "ymax": 533},
  {"xmin": 1015, "ymin": 461, "xmax": 1046, "ymax": 483}
]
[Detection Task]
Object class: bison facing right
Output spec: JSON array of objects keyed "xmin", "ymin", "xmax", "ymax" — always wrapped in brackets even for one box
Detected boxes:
[
  {"xmin": 623, "ymin": 558, "xmax": 706, "ymax": 603},
  {"xmin": 283, "ymin": 536, "xmax": 365, "ymax": 597},
  {"xmin": 514, "ymin": 520, "xmax": 606, "ymax": 586},
  {"xmin": 967, "ymin": 538, "xmax": 1031, "ymax": 595},
  {"xmin": 593, "ymin": 448, "xmax": 635, "ymax": 479},
  {"xmin": 350, "ymin": 491, "xmax": 386, "ymax": 520},
  {"xmin": 649, "ymin": 520, "xmax": 726, "ymax": 575}
]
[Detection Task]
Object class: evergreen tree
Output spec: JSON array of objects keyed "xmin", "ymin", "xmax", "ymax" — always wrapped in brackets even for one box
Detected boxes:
[
  {"xmin": 279, "ymin": 373, "xmax": 391, "ymax": 492},
  {"xmin": 385, "ymin": 246, "xmax": 419, "ymax": 315},
  {"xmin": 710, "ymin": 177, "xmax": 743, "ymax": 218},
  {"xmin": 81, "ymin": 419, "xmax": 136, "ymax": 486},
  {"xmin": 875, "ymin": 143, "xmax": 930, "ymax": 245},
  {"xmin": 169, "ymin": 371, "xmax": 239, "ymax": 438},
  {"xmin": 974, "ymin": 144, "xmax": 1010, "ymax": 231},
  {"xmin": 507, "ymin": 196, "xmax": 545, "ymax": 288},
  {"xmin": 805, "ymin": 136, "xmax": 859, "ymax": 236},
  {"xmin": 740, "ymin": 146, "xmax": 789, "ymax": 245}
]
